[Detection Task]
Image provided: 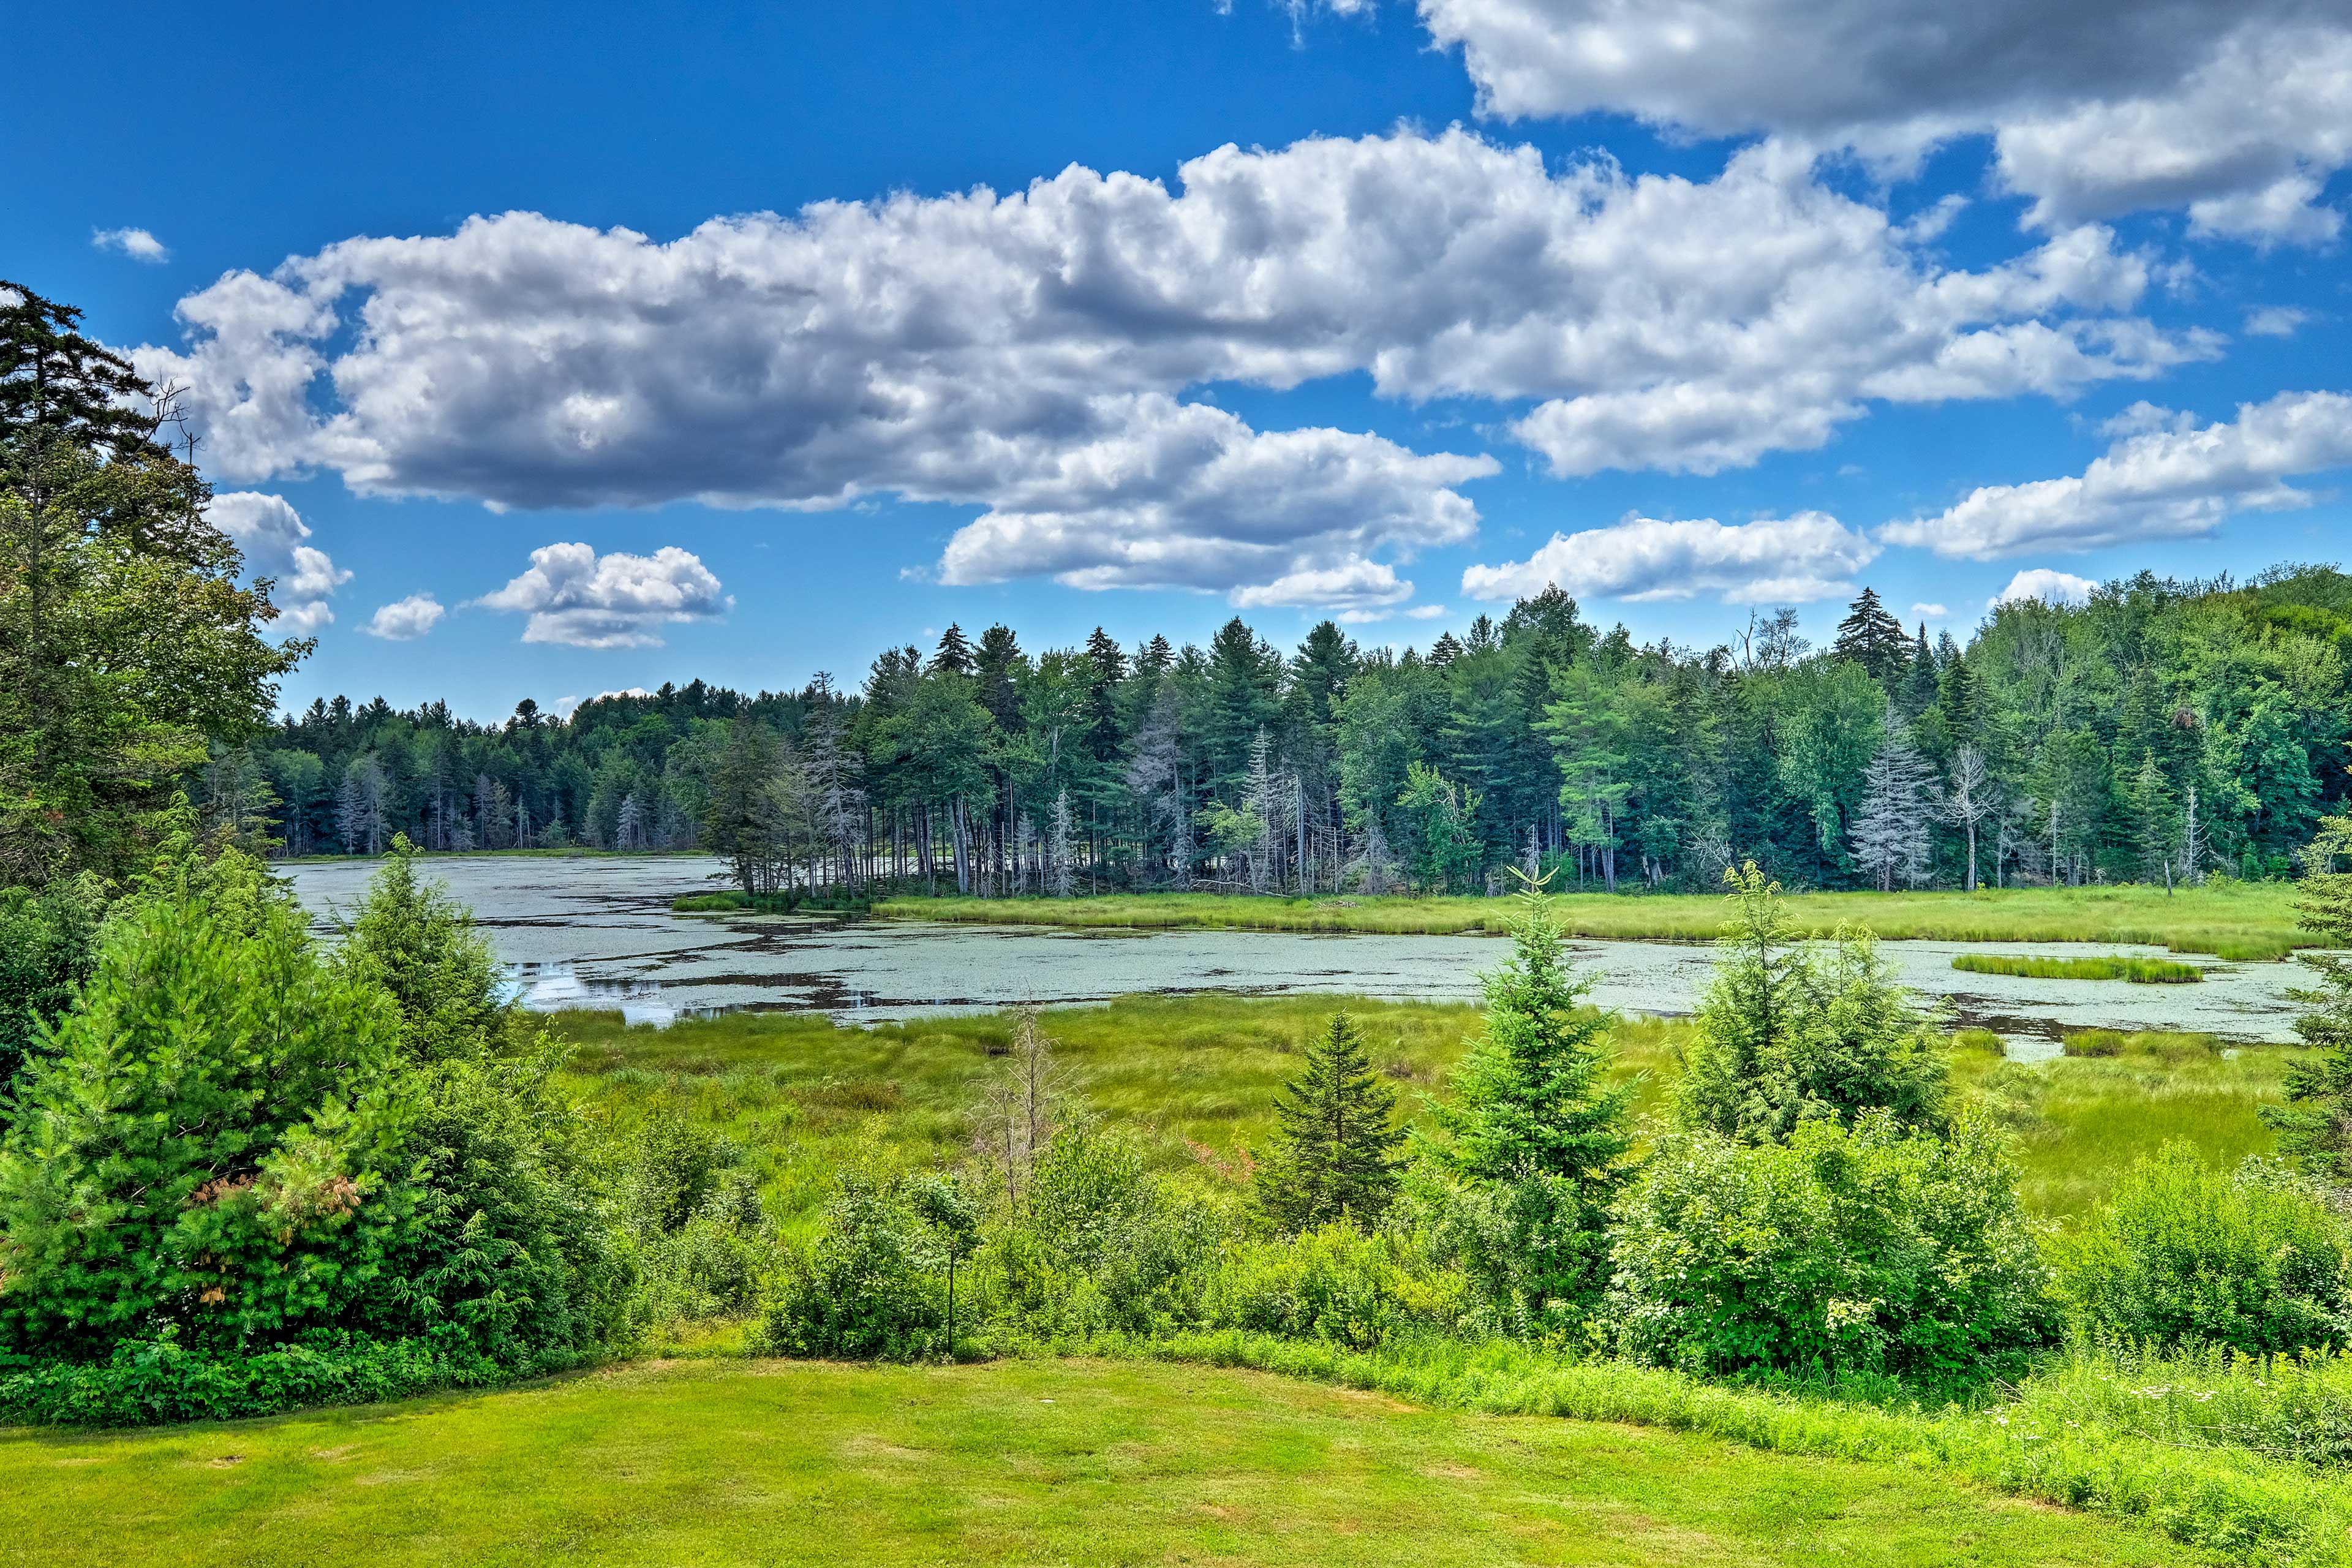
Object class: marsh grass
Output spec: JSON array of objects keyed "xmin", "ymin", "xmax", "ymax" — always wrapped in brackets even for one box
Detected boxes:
[
  {"xmin": 1954, "ymin": 954, "xmax": 2205, "ymax": 983},
  {"xmin": 873, "ymin": 883, "xmax": 2306, "ymax": 958},
  {"xmin": 552, "ymin": 997, "xmax": 2283, "ymax": 1226}
]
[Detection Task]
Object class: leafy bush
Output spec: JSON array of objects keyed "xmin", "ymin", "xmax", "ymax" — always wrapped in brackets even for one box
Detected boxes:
[
  {"xmin": 758, "ymin": 1172, "xmax": 943, "ymax": 1359},
  {"xmin": 997, "ymin": 1133, "xmax": 1224, "ymax": 1337},
  {"xmin": 0, "ymin": 1330, "xmax": 508, "ymax": 1427},
  {"xmin": 2054, "ymin": 1145, "xmax": 2352, "ymax": 1354},
  {"xmin": 1209, "ymin": 1224, "xmax": 1463, "ymax": 1350},
  {"xmin": 0, "ymin": 856, "xmax": 415, "ymax": 1358},
  {"xmin": 0, "ymin": 845, "xmax": 627, "ymax": 1398},
  {"xmin": 1607, "ymin": 1110, "xmax": 2051, "ymax": 1383},
  {"xmin": 0, "ymin": 876, "xmax": 99, "ymax": 1111}
]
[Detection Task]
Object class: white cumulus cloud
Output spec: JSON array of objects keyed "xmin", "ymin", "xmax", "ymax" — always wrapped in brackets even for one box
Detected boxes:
[
  {"xmin": 129, "ymin": 128, "xmax": 2193, "ymax": 604},
  {"xmin": 206, "ymin": 492, "xmax": 348, "ymax": 634},
  {"xmin": 1992, "ymin": 568, "xmax": 2100, "ymax": 608},
  {"xmin": 2245, "ymin": 306, "xmax": 2312, "ymax": 339},
  {"xmin": 1884, "ymin": 390, "xmax": 2352, "ymax": 559},
  {"xmin": 1911, "ymin": 602, "xmax": 1949, "ymax": 619},
  {"xmin": 1414, "ymin": 0, "xmax": 2352, "ymax": 244},
  {"xmin": 1461, "ymin": 510, "xmax": 1879, "ymax": 605},
  {"xmin": 473, "ymin": 543, "xmax": 729, "ymax": 647},
  {"xmin": 92, "ymin": 227, "xmax": 170, "ymax": 263},
  {"xmin": 364, "ymin": 594, "xmax": 446, "ymax": 641}
]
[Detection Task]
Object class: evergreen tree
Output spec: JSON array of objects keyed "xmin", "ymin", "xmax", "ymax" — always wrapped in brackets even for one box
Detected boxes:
[
  {"xmin": 1833, "ymin": 587, "xmax": 1908, "ymax": 684},
  {"xmin": 1254, "ymin": 1011, "xmax": 1405, "ymax": 1233},
  {"xmin": 927, "ymin": 624, "xmax": 975, "ymax": 677},
  {"xmin": 1419, "ymin": 876, "xmax": 1635, "ymax": 1317},
  {"xmin": 2125, "ymin": 752, "xmax": 2182, "ymax": 892},
  {"xmin": 2267, "ymin": 816, "xmax": 2352, "ymax": 1182},
  {"xmin": 1677, "ymin": 864, "xmax": 1950, "ymax": 1143}
]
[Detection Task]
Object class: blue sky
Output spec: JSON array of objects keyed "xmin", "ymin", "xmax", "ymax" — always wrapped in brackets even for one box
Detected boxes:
[{"xmin": 9, "ymin": 0, "xmax": 2350, "ymax": 719}]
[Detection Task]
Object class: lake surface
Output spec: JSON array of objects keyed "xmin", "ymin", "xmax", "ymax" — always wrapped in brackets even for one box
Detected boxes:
[{"xmin": 281, "ymin": 854, "xmax": 2315, "ymax": 1055}]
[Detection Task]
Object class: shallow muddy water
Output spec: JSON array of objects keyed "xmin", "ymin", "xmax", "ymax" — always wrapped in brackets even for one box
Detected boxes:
[{"xmin": 282, "ymin": 854, "xmax": 2313, "ymax": 1054}]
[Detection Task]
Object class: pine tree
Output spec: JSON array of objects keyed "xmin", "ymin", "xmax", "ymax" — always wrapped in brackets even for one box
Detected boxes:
[
  {"xmin": 927, "ymin": 623, "xmax": 974, "ymax": 677},
  {"xmin": 1832, "ymin": 587, "xmax": 1907, "ymax": 683},
  {"xmin": 2264, "ymin": 817, "xmax": 2352, "ymax": 1182},
  {"xmin": 1254, "ymin": 1012, "xmax": 1405, "ymax": 1233},
  {"xmin": 1420, "ymin": 875, "xmax": 1635, "ymax": 1314}
]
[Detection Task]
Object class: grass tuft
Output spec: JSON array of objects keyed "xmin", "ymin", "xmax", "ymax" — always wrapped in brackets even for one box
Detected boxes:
[
  {"xmin": 1953, "ymin": 953, "xmax": 2205, "ymax": 983},
  {"xmin": 873, "ymin": 884, "xmax": 2308, "ymax": 959}
]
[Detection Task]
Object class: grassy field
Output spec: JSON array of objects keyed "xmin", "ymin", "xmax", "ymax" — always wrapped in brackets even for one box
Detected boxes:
[
  {"xmin": 554, "ymin": 994, "xmax": 2293, "ymax": 1229},
  {"xmin": 0, "ymin": 1357, "xmax": 2210, "ymax": 1568},
  {"xmin": 1951, "ymin": 953, "xmax": 2205, "ymax": 983},
  {"xmin": 870, "ymin": 883, "xmax": 2309, "ymax": 959}
]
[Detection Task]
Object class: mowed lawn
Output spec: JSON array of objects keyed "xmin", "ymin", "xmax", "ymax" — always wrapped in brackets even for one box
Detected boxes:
[
  {"xmin": 872, "ymin": 882, "xmax": 2306, "ymax": 959},
  {"xmin": 1, "ymin": 1358, "xmax": 2205, "ymax": 1568}
]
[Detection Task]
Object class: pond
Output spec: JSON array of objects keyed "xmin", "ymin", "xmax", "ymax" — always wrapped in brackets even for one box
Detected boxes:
[{"xmin": 281, "ymin": 854, "xmax": 2315, "ymax": 1057}]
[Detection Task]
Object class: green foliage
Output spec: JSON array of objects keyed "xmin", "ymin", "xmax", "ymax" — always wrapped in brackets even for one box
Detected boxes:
[
  {"xmin": 0, "ymin": 1332, "xmax": 505, "ymax": 1428},
  {"xmin": 333, "ymin": 834, "xmax": 507, "ymax": 1060},
  {"xmin": 1676, "ymin": 864, "xmax": 1950, "ymax": 1142},
  {"xmin": 2054, "ymin": 1145, "xmax": 2352, "ymax": 1355},
  {"xmin": 1951, "ymin": 951, "xmax": 2203, "ymax": 982},
  {"xmin": 0, "ymin": 848, "xmax": 623, "ymax": 1386},
  {"xmin": 1394, "ymin": 761, "xmax": 1482, "ymax": 893},
  {"xmin": 998, "ymin": 1133, "xmax": 1222, "ymax": 1336},
  {"xmin": 0, "ymin": 875, "xmax": 99, "ymax": 1107},
  {"xmin": 0, "ymin": 853, "xmax": 412, "ymax": 1357},
  {"xmin": 1253, "ymin": 1011, "xmax": 1404, "ymax": 1234},
  {"xmin": 2269, "ymin": 816, "xmax": 2352, "ymax": 1183},
  {"xmin": 1, "ymin": 283, "xmax": 303, "ymax": 885},
  {"xmin": 1208, "ymin": 1224, "xmax": 1463, "ymax": 1350},
  {"xmin": 760, "ymin": 1171, "xmax": 944, "ymax": 1360},
  {"xmin": 1607, "ymin": 1110, "xmax": 2052, "ymax": 1382},
  {"xmin": 1418, "ymin": 879, "xmax": 1635, "ymax": 1323}
]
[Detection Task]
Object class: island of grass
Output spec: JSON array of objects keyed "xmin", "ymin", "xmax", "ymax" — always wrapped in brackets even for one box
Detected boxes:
[
  {"xmin": 1953, "ymin": 952, "xmax": 2206, "ymax": 983},
  {"xmin": 847, "ymin": 881, "xmax": 2307, "ymax": 959}
]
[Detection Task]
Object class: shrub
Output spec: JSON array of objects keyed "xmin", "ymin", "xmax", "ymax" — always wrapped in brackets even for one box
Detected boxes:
[
  {"xmin": 2054, "ymin": 1145, "xmax": 2352, "ymax": 1354},
  {"xmin": 1209, "ymin": 1224, "xmax": 1464, "ymax": 1350},
  {"xmin": 0, "ymin": 1330, "xmax": 507, "ymax": 1428},
  {"xmin": 998, "ymin": 1133, "xmax": 1224, "ymax": 1336},
  {"xmin": 1607, "ymin": 1110, "xmax": 2051, "ymax": 1383},
  {"xmin": 1678, "ymin": 866, "xmax": 1949, "ymax": 1142},
  {"xmin": 758, "ymin": 1172, "xmax": 942, "ymax": 1359},
  {"xmin": 0, "ymin": 856, "xmax": 415, "ymax": 1359},
  {"xmin": 0, "ymin": 876, "xmax": 100, "ymax": 1112}
]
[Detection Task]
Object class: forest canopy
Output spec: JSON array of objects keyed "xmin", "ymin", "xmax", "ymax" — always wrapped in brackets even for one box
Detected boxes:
[{"xmin": 222, "ymin": 569, "xmax": 2352, "ymax": 899}]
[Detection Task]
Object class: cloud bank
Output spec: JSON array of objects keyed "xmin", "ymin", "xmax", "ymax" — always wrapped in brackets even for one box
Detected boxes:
[
  {"xmin": 1462, "ymin": 510, "xmax": 1879, "ymax": 604},
  {"xmin": 133, "ymin": 127, "xmax": 2195, "ymax": 608},
  {"xmin": 1885, "ymin": 390, "xmax": 2352, "ymax": 559},
  {"xmin": 1415, "ymin": 0, "xmax": 2352, "ymax": 243}
]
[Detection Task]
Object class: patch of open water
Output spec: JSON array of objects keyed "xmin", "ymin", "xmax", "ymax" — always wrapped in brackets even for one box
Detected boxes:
[{"xmin": 281, "ymin": 854, "xmax": 2313, "ymax": 1058}]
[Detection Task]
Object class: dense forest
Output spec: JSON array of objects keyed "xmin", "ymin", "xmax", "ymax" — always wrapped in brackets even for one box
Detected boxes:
[{"xmin": 227, "ymin": 570, "xmax": 2352, "ymax": 898}]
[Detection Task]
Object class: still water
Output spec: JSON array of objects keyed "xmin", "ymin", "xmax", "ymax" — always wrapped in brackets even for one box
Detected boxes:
[{"xmin": 281, "ymin": 854, "xmax": 2313, "ymax": 1055}]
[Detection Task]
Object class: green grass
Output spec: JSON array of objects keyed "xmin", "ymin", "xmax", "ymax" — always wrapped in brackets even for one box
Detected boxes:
[
  {"xmin": 1951, "ymin": 953, "xmax": 2206, "ymax": 983},
  {"xmin": 0, "ymin": 1357, "xmax": 2216, "ymax": 1567},
  {"xmin": 552, "ymin": 994, "xmax": 2291, "ymax": 1227},
  {"xmin": 872, "ymin": 883, "xmax": 2308, "ymax": 959}
]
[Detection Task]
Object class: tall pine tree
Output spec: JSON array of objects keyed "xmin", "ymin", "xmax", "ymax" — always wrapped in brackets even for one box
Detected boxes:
[
  {"xmin": 1832, "ymin": 587, "xmax": 1908, "ymax": 684},
  {"xmin": 1255, "ymin": 1011, "xmax": 1405, "ymax": 1232}
]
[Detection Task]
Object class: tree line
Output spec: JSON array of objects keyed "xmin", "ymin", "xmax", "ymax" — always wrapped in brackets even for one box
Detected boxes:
[{"xmin": 226, "ymin": 573, "xmax": 2352, "ymax": 899}]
